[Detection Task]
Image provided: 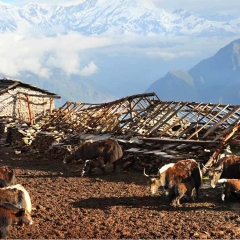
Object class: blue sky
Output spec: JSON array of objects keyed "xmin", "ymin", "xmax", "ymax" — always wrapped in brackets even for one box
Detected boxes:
[{"xmin": 1, "ymin": 0, "xmax": 240, "ymax": 15}]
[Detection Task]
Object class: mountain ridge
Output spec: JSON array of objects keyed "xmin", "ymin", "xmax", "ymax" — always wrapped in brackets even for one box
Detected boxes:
[
  {"xmin": 0, "ymin": 1, "xmax": 240, "ymax": 36},
  {"xmin": 0, "ymin": 1, "xmax": 240, "ymax": 106},
  {"xmin": 146, "ymin": 38, "xmax": 240, "ymax": 105}
]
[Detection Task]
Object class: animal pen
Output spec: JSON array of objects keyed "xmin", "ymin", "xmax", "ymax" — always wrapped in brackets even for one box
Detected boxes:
[{"xmin": 1, "ymin": 92, "xmax": 240, "ymax": 172}]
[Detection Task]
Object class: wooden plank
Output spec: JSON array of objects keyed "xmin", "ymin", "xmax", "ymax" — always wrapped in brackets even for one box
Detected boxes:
[
  {"xmin": 202, "ymin": 119, "xmax": 240, "ymax": 174},
  {"xmin": 186, "ymin": 103, "xmax": 226, "ymax": 139},
  {"xmin": 18, "ymin": 91, "xmax": 61, "ymax": 99},
  {"xmin": 203, "ymin": 105, "xmax": 240, "ymax": 138},
  {"xmin": 139, "ymin": 137, "xmax": 218, "ymax": 145}
]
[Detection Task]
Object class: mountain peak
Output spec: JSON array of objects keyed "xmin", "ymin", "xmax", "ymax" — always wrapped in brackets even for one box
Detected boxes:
[{"xmin": 0, "ymin": 0, "xmax": 239, "ymax": 36}]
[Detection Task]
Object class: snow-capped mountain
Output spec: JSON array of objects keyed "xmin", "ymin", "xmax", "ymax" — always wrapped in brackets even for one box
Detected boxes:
[
  {"xmin": 1, "ymin": 0, "xmax": 240, "ymax": 107},
  {"xmin": 0, "ymin": 0, "xmax": 239, "ymax": 37}
]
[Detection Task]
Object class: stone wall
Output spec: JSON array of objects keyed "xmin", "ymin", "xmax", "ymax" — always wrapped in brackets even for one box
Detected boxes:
[{"xmin": 0, "ymin": 87, "xmax": 55, "ymax": 123}]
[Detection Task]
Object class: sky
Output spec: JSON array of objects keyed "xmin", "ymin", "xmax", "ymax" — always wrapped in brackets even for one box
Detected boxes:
[
  {"xmin": 0, "ymin": 0, "xmax": 239, "ymax": 93},
  {"xmin": 1, "ymin": 0, "xmax": 240, "ymax": 15}
]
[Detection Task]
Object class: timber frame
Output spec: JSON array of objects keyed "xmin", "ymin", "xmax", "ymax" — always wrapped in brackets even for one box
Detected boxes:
[
  {"xmin": 40, "ymin": 92, "xmax": 240, "ymax": 171},
  {"xmin": 2, "ymin": 91, "xmax": 240, "ymax": 172},
  {"xmin": 43, "ymin": 92, "xmax": 240, "ymax": 144}
]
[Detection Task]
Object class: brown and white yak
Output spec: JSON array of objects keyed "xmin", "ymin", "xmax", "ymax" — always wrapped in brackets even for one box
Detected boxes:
[
  {"xmin": 0, "ymin": 184, "xmax": 32, "ymax": 215},
  {"xmin": 206, "ymin": 155, "xmax": 240, "ymax": 188},
  {"xmin": 217, "ymin": 178, "xmax": 240, "ymax": 202},
  {"xmin": 63, "ymin": 139, "xmax": 123, "ymax": 175},
  {"xmin": 144, "ymin": 159, "xmax": 202, "ymax": 205},
  {"xmin": 0, "ymin": 165, "xmax": 16, "ymax": 186},
  {"xmin": 0, "ymin": 203, "xmax": 33, "ymax": 238}
]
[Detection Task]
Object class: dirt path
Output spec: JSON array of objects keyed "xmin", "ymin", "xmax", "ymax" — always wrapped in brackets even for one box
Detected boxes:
[{"xmin": 1, "ymin": 146, "xmax": 240, "ymax": 239}]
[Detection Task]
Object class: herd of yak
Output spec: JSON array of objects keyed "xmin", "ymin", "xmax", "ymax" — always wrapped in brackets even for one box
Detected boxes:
[
  {"xmin": 62, "ymin": 138, "xmax": 240, "ymax": 206},
  {"xmin": 0, "ymin": 138, "xmax": 240, "ymax": 237}
]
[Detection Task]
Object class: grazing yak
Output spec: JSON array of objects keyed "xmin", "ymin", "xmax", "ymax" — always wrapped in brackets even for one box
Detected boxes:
[
  {"xmin": 0, "ymin": 166, "xmax": 16, "ymax": 185},
  {"xmin": 206, "ymin": 155, "xmax": 240, "ymax": 188},
  {"xmin": 217, "ymin": 178, "xmax": 240, "ymax": 202},
  {"xmin": 144, "ymin": 159, "xmax": 202, "ymax": 205},
  {"xmin": 144, "ymin": 163, "xmax": 175, "ymax": 195},
  {"xmin": 0, "ymin": 184, "xmax": 32, "ymax": 214},
  {"xmin": 0, "ymin": 203, "xmax": 33, "ymax": 238},
  {"xmin": 63, "ymin": 139, "xmax": 123, "ymax": 175}
]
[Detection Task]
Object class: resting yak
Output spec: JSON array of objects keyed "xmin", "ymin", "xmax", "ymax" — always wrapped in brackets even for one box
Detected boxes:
[{"xmin": 63, "ymin": 138, "xmax": 123, "ymax": 175}]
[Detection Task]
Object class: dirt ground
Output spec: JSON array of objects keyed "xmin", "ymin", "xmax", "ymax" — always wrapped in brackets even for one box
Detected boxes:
[{"xmin": 1, "ymin": 146, "xmax": 240, "ymax": 239}]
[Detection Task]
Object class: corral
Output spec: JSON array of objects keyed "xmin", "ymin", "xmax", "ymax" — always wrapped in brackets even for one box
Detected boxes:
[
  {"xmin": 0, "ymin": 89, "xmax": 240, "ymax": 238},
  {"xmin": 1, "ymin": 146, "xmax": 240, "ymax": 239}
]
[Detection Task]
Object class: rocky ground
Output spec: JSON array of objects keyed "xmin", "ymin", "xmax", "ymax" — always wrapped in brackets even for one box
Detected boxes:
[{"xmin": 1, "ymin": 146, "xmax": 240, "ymax": 239}]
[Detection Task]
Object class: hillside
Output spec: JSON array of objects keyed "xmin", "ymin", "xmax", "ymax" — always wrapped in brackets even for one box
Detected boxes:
[{"xmin": 146, "ymin": 38, "xmax": 240, "ymax": 104}]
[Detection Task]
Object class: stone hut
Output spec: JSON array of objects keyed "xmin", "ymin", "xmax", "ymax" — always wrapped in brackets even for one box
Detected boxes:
[{"xmin": 0, "ymin": 78, "xmax": 61, "ymax": 125}]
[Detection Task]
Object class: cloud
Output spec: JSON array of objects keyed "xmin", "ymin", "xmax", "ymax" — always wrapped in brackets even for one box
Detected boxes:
[
  {"xmin": 146, "ymin": 49, "xmax": 195, "ymax": 60},
  {"xmin": 0, "ymin": 19, "xmax": 238, "ymax": 80},
  {"xmin": 0, "ymin": 31, "xmax": 113, "ymax": 78},
  {"xmin": 79, "ymin": 61, "xmax": 98, "ymax": 76}
]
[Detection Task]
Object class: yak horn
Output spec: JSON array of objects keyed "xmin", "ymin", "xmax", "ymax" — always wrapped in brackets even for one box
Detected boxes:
[{"xmin": 143, "ymin": 168, "xmax": 149, "ymax": 177}]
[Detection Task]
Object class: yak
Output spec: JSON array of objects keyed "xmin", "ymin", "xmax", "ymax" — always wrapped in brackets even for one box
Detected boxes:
[
  {"xmin": 0, "ymin": 185, "xmax": 32, "ymax": 215},
  {"xmin": 144, "ymin": 159, "xmax": 202, "ymax": 205},
  {"xmin": 0, "ymin": 166, "xmax": 16, "ymax": 185},
  {"xmin": 0, "ymin": 203, "xmax": 33, "ymax": 238},
  {"xmin": 206, "ymin": 155, "xmax": 240, "ymax": 188},
  {"xmin": 63, "ymin": 139, "xmax": 123, "ymax": 174}
]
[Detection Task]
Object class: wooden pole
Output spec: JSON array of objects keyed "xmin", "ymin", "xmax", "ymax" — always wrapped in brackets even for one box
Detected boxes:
[
  {"xmin": 26, "ymin": 95, "xmax": 34, "ymax": 125},
  {"xmin": 202, "ymin": 120, "xmax": 240, "ymax": 174}
]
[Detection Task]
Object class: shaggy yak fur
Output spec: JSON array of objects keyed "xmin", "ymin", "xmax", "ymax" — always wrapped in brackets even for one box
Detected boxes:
[{"xmin": 63, "ymin": 139, "xmax": 123, "ymax": 174}]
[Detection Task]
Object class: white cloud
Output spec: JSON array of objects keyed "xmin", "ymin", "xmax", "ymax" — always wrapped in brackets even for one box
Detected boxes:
[
  {"xmin": 146, "ymin": 49, "xmax": 195, "ymax": 60},
  {"xmin": 0, "ymin": 24, "xmax": 238, "ymax": 80},
  {"xmin": 79, "ymin": 61, "xmax": 98, "ymax": 76},
  {"xmin": 0, "ymin": 31, "xmax": 113, "ymax": 78}
]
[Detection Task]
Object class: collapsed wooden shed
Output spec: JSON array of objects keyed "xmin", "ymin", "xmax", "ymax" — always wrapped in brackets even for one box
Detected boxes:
[
  {"xmin": 40, "ymin": 92, "xmax": 240, "ymax": 169},
  {"xmin": 1, "ymin": 90, "xmax": 240, "ymax": 172},
  {"xmin": 0, "ymin": 78, "xmax": 61, "ymax": 125},
  {"xmin": 43, "ymin": 92, "xmax": 240, "ymax": 143}
]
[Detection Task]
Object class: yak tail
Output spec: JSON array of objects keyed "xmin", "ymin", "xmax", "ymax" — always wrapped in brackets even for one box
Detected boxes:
[{"xmin": 191, "ymin": 164, "xmax": 202, "ymax": 189}]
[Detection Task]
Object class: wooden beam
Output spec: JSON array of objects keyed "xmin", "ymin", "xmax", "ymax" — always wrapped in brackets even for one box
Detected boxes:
[
  {"xmin": 26, "ymin": 95, "xmax": 34, "ymax": 125},
  {"xmin": 18, "ymin": 91, "xmax": 61, "ymax": 99},
  {"xmin": 203, "ymin": 105, "xmax": 240, "ymax": 138},
  {"xmin": 18, "ymin": 97, "xmax": 47, "ymax": 105},
  {"xmin": 202, "ymin": 120, "xmax": 240, "ymax": 175},
  {"xmin": 139, "ymin": 137, "xmax": 218, "ymax": 145}
]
